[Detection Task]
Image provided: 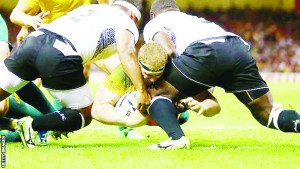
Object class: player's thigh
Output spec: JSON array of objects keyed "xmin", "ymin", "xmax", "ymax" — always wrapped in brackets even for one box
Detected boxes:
[{"xmin": 46, "ymin": 83, "xmax": 93, "ymax": 110}]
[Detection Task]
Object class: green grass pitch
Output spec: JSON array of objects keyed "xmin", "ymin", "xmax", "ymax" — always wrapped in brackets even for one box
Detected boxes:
[{"xmin": 4, "ymin": 81, "xmax": 300, "ymax": 169}]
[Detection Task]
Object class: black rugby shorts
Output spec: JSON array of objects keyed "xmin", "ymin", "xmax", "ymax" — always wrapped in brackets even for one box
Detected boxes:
[
  {"xmin": 4, "ymin": 30, "xmax": 86, "ymax": 90},
  {"xmin": 163, "ymin": 36, "xmax": 269, "ymax": 103}
]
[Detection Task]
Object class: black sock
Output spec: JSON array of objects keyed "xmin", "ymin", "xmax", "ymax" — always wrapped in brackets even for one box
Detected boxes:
[
  {"xmin": 148, "ymin": 97, "xmax": 185, "ymax": 140},
  {"xmin": 277, "ymin": 110, "xmax": 300, "ymax": 132},
  {"xmin": 6, "ymin": 95, "xmax": 43, "ymax": 119},
  {"xmin": 32, "ymin": 108, "xmax": 83, "ymax": 132},
  {"xmin": 16, "ymin": 82, "xmax": 55, "ymax": 114}
]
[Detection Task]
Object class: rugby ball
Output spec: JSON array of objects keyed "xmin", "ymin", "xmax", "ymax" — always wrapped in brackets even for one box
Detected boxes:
[
  {"xmin": 115, "ymin": 91, "xmax": 138, "ymax": 117},
  {"xmin": 115, "ymin": 91, "xmax": 148, "ymax": 127}
]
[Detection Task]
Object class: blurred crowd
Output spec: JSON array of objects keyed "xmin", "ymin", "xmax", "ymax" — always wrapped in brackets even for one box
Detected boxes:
[
  {"xmin": 2, "ymin": 7, "xmax": 300, "ymax": 72},
  {"xmin": 187, "ymin": 9, "xmax": 300, "ymax": 72}
]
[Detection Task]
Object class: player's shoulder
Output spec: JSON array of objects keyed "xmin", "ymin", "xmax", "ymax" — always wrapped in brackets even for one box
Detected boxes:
[
  {"xmin": 110, "ymin": 65, "xmax": 128, "ymax": 80},
  {"xmin": 104, "ymin": 65, "xmax": 134, "ymax": 95}
]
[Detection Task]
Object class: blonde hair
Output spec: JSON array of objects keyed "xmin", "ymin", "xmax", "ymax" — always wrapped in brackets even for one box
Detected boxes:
[{"xmin": 138, "ymin": 42, "xmax": 168, "ymax": 72}]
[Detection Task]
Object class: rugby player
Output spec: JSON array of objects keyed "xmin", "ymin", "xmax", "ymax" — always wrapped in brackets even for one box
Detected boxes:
[
  {"xmin": 143, "ymin": 0, "xmax": 300, "ymax": 149},
  {"xmin": 0, "ymin": 0, "xmax": 149, "ymax": 148}
]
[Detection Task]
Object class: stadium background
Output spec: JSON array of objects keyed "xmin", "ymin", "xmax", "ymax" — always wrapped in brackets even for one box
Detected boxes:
[
  {"xmin": 0, "ymin": 2, "xmax": 299, "ymax": 168},
  {"xmin": 1, "ymin": 0, "xmax": 300, "ymax": 74}
]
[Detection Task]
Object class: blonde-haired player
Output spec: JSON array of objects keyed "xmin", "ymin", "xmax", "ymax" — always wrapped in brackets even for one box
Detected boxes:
[
  {"xmin": 92, "ymin": 42, "xmax": 220, "ymax": 148},
  {"xmin": 92, "ymin": 42, "xmax": 169, "ymax": 127}
]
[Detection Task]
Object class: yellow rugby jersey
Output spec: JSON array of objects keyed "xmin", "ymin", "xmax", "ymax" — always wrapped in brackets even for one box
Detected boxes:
[
  {"xmin": 104, "ymin": 65, "xmax": 135, "ymax": 96},
  {"xmin": 22, "ymin": 0, "xmax": 91, "ymax": 24}
]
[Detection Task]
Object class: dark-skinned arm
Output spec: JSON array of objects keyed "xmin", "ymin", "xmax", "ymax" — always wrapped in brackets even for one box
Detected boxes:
[
  {"xmin": 117, "ymin": 29, "xmax": 151, "ymax": 113},
  {"xmin": 153, "ymin": 31, "xmax": 178, "ymax": 58}
]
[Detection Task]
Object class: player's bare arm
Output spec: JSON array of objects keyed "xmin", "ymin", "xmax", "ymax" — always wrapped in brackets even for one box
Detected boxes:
[
  {"xmin": 153, "ymin": 31, "xmax": 177, "ymax": 58},
  {"xmin": 180, "ymin": 91, "xmax": 221, "ymax": 117},
  {"xmin": 10, "ymin": 1, "xmax": 49, "ymax": 29},
  {"xmin": 117, "ymin": 29, "xmax": 150, "ymax": 113}
]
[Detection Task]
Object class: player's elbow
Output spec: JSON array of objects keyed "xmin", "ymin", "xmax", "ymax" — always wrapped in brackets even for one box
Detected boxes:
[
  {"xmin": 91, "ymin": 104, "xmax": 103, "ymax": 121},
  {"xmin": 10, "ymin": 13, "xmax": 16, "ymax": 24},
  {"xmin": 9, "ymin": 9, "xmax": 19, "ymax": 24},
  {"xmin": 123, "ymin": 112, "xmax": 148, "ymax": 127},
  {"xmin": 203, "ymin": 104, "xmax": 221, "ymax": 117}
]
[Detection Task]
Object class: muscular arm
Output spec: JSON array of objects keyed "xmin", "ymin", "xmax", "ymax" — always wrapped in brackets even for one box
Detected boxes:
[
  {"xmin": 181, "ymin": 90, "xmax": 221, "ymax": 117},
  {"xmin": 10, "ymin": 0, "xmax": 49, "ymax": 44},
  {"xmin": 117, "ymin": 29, "xmax": 150, "ymax": 113},
  {"xmin": 91, "ymin": 85, "xmax": 147, "ymax": 127},
  {"xmin": 91, "ymin": 84, "xmax": 123, "ymax": 125},
  {"xmin": 10, "ymin": 0, "xmax": 49, "ymax": 29},
  {"xmin": 153, "ymin": 31, "xmax": 177, "ymax": 58}
]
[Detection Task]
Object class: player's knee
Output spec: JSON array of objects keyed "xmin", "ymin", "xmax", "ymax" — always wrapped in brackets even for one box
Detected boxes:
[
  {"xmin": 235, "ymin": 88, "xmax": 270, "ymax": 105},
  {"xmin": 77, "ymin": 105, "xmax": 92, "ymax": 127},
  {"xmin": 91, "ymin": 104, "xmax": 103, "ymax": 120}
]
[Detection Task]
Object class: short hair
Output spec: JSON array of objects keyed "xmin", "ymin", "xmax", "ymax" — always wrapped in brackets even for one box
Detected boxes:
[
  {"xmin": 114, "ymin": 0, "xmax": 142, "ymax": 11},
  {"xmin": 150, "ymin": 0, "xmax": 179, "ymax": 15},
  {"xmin": 138, "ymin": 42, "xmax": 168, "ymax": 72},
  {"xmin": 113, "ymin": 0, "xmax": 142, "ymax": 20}
]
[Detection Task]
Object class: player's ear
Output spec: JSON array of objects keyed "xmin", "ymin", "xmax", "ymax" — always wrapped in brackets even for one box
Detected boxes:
[
  {"xmin": 130, "ymin": 11, "xmax": 138, "ymax": 23},
  {"xmin": 150, "ymin": 12, "xmax": 155, "ymax": 19}
]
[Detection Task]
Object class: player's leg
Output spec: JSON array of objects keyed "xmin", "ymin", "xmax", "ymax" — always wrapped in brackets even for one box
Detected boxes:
[
  {"xmin": 222, "ymin": 36, "xmax": 300, "ymax": 133},
  {"xmin": 147, "ymin": 96, "xmax": 189, "ymax": 150},
  {"xmin": 2, "ymin": 94, "xmax": 46, "ymax": 143},
  {"xmin": 17, "ymin": 84, "xmax": 93, "ymax": 147},
  {"xmin": 0, "ymin": 130, "xmax": 21, "ymax": 142},
  {"xmin": 15, "ymin": 82, "xmax": 55, "ymax": 114},
  {"xmin": 243, "ymin": 90, "xmax": 300, "ymax": 132},
  {"xmin": 0, "ymin": 117, "xmax": 17, "ymax": 131},
  {"xmin": 18, "ymin": 83, "xmax": 93, "ymax": 146},
  {"xmin": 6, "ymin": 94, "xmax": 43, "ymax": 119},
  {"xmin": 15, "ymin": 32, "xmax": 93, "ymax": 147}
]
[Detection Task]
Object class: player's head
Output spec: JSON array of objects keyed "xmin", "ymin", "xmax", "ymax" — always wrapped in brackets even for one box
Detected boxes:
[
  {"xmin": 113, "ymin": 0, "xmax": 142, "ymax": 22},
  {"xmin": 150, "ymin": 0, "xmax": 179, "ymax": 19},
  {"xmin": 138, "ymin": 42, "xmax": 168, "ymax": 85}
]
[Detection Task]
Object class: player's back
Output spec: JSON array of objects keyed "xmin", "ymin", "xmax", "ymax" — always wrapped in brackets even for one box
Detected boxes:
[
  {"xmin": 40, "ymin": 4, "xmax": 139, "ymax": 64},
  {"xmin": 104, "ymin": 65, "xmax": 135, "ymax": 96},
  {"xmin": 144, "ymin": 11, "xmax": 237, "ymax": 55}
]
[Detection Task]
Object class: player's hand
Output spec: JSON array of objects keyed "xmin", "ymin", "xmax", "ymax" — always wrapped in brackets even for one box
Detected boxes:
[
  {"xmin": 135, "ymin": 90, "xmax": 151, "ymax": 114},
  {"xmin": 180, "ymin": 97, "xmax": 207, "ymax": 117},
  {"xmin": 174, "ymin": 101, "xmax": 187, "ymax": 112},
  {"xmin": 24, "ymin": 11, "xmax": 50, "ymax": 29},
  {"xmin": 16, "ymin": 27, "xmax": 29, "ymax": 46}
]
